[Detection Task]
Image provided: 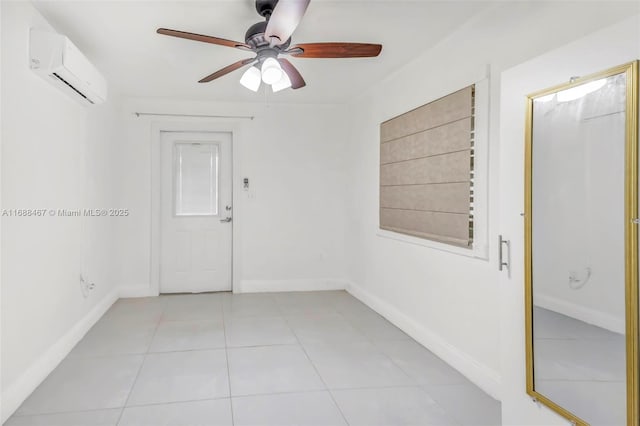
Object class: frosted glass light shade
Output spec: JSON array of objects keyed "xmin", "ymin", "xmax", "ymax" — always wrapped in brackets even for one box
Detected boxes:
[
  {"xmin": 240, "ymin": 66, "xmax": 261, "ymax": 92},
  {"xmin": 272, "ymin": 72, "xmax": 292, "ymax": 93},
  {"xmin": 261, "ymin": 58, "xmax": 283, "ymax": 85}
]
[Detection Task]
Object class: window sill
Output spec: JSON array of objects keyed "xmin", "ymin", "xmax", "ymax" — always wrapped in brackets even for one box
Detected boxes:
[{"xmin": 376, "ymin": 229, "xmax": 489, "ymax": 260}]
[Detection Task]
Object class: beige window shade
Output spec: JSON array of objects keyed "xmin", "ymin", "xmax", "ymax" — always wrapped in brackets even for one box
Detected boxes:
[{"xmin": 380, "ymin": 85, "xmax": 475, "ymax": 247}]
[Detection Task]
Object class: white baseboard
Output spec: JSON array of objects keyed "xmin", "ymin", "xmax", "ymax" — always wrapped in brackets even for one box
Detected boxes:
[
  {"xmin": 118, "ymin": 280, "xmax": 347, "ymax": 297},
  {"xmin": 118, "ymin": 285, "xmax": 157, "ymax": 298},
  {"xmin": 346, "ymin": 281, "xmax": 501, "ymax": 401},
  {"xmin": 1, "ymin": 288, "xmax": 119, "ymax": 423},
  {"xmin": 236, "ymin": 279, "xmax": 348, "ymax": 294},
  {"xmin": 535, "ymin": 293, "xmax": 625, "ymax": 335}
]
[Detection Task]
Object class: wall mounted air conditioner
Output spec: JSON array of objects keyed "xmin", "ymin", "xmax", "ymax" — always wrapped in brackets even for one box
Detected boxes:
[{"xmin": 29, "ymin": 28, "xmax": 107, "ymax": 105}]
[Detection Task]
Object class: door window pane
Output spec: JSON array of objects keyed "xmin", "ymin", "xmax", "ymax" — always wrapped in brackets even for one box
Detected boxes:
[{"xmin": 174, "ymin": 142, "xmax": 218, "ymax": 216}]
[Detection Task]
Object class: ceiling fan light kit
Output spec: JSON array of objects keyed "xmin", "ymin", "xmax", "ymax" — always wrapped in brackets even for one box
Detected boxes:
[
  {"xmin": 157, "ymin": 0, "xmax": 382, "ymax": 93},
  {"xmin": 239, "ymin": 66, "xmax": 262, "ymax": 92},
  {"xmin": 261, "ymin": 57, "xmax": 283, "ymax": 84},
  {"xmin": 272, "ymin": 72, "xmax": 292, "ymax": 93}
]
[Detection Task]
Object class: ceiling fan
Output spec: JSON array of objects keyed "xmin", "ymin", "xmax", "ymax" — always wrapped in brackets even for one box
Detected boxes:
[{"xmin": 157, "ymin": 0, "xmax": 382, "ymax": 92}]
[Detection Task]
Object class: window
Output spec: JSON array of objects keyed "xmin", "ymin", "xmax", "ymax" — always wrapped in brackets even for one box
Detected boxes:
[
  {"xmin": 379, "ymin": 85, "xmax": 475, "ymax": 248},
  {"xmin": 174, "ymin": 142, "xmax": 219, "ymax": 216}
]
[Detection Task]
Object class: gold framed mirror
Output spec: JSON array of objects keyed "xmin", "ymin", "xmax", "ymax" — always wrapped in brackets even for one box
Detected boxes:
[{"xmin": 525, "ymin": 61, "xmax": 639, "ymax": 426}]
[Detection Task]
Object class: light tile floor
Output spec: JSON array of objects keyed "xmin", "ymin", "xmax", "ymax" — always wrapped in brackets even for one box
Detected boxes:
[{"xmin": 7, "ymin": 291, "xmax": 501, "ymax": 426}]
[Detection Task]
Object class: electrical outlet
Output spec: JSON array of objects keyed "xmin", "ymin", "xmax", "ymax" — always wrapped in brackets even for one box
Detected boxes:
[{"xmin": 80, "ymin": 274, "xmax": 96, "ymax": 298}]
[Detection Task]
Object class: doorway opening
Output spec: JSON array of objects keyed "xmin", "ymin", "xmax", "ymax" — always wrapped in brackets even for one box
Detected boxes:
[{"xmin": 159, "ymin": 131, "xmax": 233, "ymax": 294}]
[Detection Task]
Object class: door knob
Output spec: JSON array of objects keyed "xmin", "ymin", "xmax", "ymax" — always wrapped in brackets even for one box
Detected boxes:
[{"xmin": 220, "ymin": 217, "xmax": 232, "ymax": 223}]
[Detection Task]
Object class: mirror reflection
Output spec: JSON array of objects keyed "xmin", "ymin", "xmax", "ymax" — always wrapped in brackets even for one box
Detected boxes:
[{"xmin": 531, "ymin": 72, "xmax": 627, "ymax": 425}]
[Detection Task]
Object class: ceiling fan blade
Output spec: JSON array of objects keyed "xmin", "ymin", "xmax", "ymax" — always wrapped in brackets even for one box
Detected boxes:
[
  {"xmin": 199, "ymin": 58, "xmax": 255, "ymax": 83},
  {"xmin": 288, "ymin": 42, "xmax": 382, "ymax": 58},
  {"xmin": 278, "ymin": 58, "xmax": 306, "ymax": 90},
  {"xmin": 265, "ymin": 0, "xmax": 310, "ymax": 46},
  {"xmin": 157, "ymin": 28, "xmax": 251, "ymax": 50}
]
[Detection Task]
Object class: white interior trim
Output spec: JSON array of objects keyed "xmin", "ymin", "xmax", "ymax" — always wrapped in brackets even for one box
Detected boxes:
[
  {"xmin": 376, "ymin": 229, "xmax": 485, "ymax": 259},
  {"xmin": 236, "ymin": 279, "xmax": 348, "ymax": 294},
  {"xmin": 534, "ymin": 294, "xmax": 625, "ymax": 335},
  {"xmin": 0, "ymin": 288, "xmax": 119, "ymax": 424},
  {"xmin": 150, "ymin": 121, "xmax": 245, "ymax": 296},
  {"xmin": 134, "ymin": 112, "xmax": 254, "ymax": 120},
  {"xmin": 346, "ymin": 280, "xmax": 501, "ymax": 401}
]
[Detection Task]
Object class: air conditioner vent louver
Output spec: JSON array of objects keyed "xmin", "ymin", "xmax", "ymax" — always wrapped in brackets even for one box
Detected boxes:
[{"xmin": 52, "ymin": 73, "xmax": 94, "ymax": 104}]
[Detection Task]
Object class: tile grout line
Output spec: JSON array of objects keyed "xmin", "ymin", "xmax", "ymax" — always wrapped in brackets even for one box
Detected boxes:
[
  {"xmin": 333, "ymin": 307, "xmax": 418, "ymax": 385},
  {"xmin": 335, "ymin": 302, "xmax": 466, "ymax": 426},
  {"xmin": 288, "ymin": 305, "xmax": 352, "ymax": 426},
  {"xmin": 10, "ymin": 406, "xmax": 125, "ymax": 419},
  {"xmin": 335, "ymin": 299, "xmax": 467, "ymax": 424},
  {"xmin": 221, "ymin": 298, "xmax": 236, "ymax": 426},
  {"xmin": 232, "ymin": 383, "xmax": 424, "ymax": 398},
  {"xmin": 114, "ymin": 301, "xmax": 166, "ymax": 426},
  {"xmin": 416, "ymin": 385, "xmax": 465, "ymax": 426},
  {"xmin": 11, "ymin": 384, "xmax": 450, "ymax": 419},
  {"xmin": 338, "ymin": 302, "xmax": 473, "ymax": 425}
]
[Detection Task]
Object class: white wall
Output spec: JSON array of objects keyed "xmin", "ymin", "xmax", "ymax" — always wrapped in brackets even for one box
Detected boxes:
[
  {"xmin": 0, "ymin": 2, "xmax": 121, "ymax": 421},
  {"xmin": 499, "ymin": 15, "xmax": 640, "ymax": 426},
  {"xmin": 2, "ymin": 1, "xmax": 638, "ymax": 425},
  {"xmin": 345, "ymin": 0, "xmax": 638, "ymax": 404},
  {"xmin": 115, "ymin": 98, "xmax": 351, "ymax": 296},
  {"xmin": 532, "ymin": 87, "xmax": 626, "ymax": 333}
]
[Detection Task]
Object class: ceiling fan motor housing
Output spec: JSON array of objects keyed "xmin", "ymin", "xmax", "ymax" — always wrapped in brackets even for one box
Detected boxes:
[
  {"xmin": 245, "ymin": 21, "xmax": 290, "ymax": 52},
  {"xmin": 255, "ymin": 0, "xmax": 279, "ymax": 18},
  {"xmin": 245, "ymin": 21, "xmax": 268, "ymax": 46}
]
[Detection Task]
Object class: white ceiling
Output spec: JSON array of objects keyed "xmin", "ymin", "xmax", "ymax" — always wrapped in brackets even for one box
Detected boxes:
[{"xmin": 33, "ymin": 0, "xmax": 493, "ymax": 104}]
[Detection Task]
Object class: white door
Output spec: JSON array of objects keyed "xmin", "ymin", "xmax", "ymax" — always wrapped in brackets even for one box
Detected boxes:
[{"xmin": 160, "ymin": 131, "xmax": 232, "ymax": 293}]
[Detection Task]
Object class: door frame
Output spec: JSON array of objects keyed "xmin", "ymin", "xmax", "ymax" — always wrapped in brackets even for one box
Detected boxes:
[{"xmin": 150, "ymin": 121, "xmax": 244, "ymax": 296}]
